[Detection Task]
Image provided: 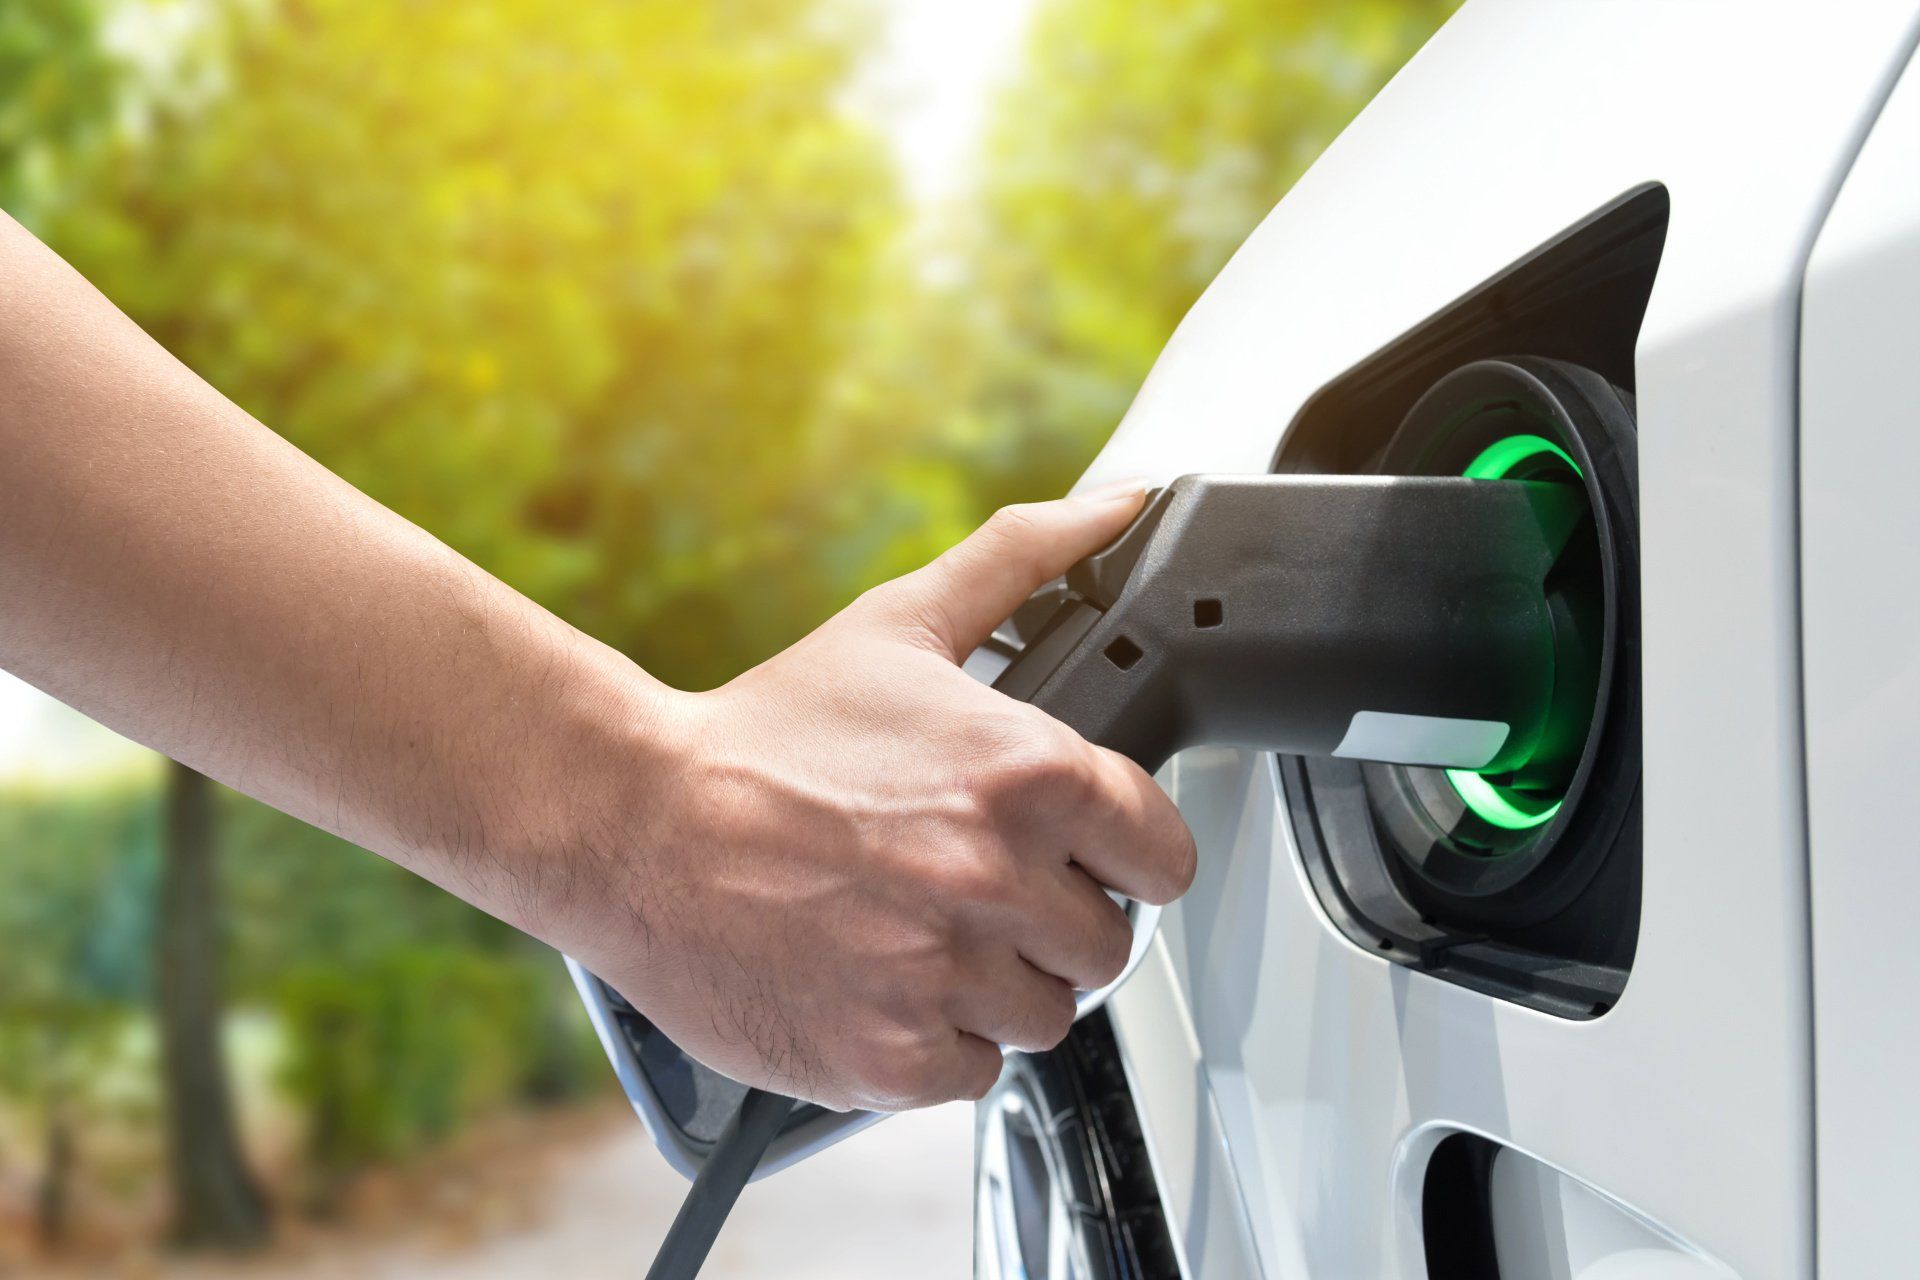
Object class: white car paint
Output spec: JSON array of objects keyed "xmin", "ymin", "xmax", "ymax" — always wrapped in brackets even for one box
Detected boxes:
[
  {"xmin": 1081, "ymin": 3, "xmax": 1920, "ymax": 1277},
  {"xmin": 1800, "ymin": 40, "xmax": 1920, "ymax": 1280}
]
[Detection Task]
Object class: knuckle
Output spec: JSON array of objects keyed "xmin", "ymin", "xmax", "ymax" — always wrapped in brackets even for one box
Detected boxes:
[
  {"xmin": 865, "ymin": 1044, "xmax": 941, "ymax": 1108},
  {"xmin": 1039, "ymin": 988, "xmax": 1077, "ymax": 1046},
  {"xmin": 961, "ymin": 759, "xmax": 1025, "ymax": 818},
  {"xmin": 956, "ymin": 785, "xmax": 1018, "ymax": 838},
  {"xmin": 981, "ymin": 503, "xmax": 1041, "ymax": 547},
  {"xmin": 1132, "ymin": 827, "xmax": 1198, "ymax": 906},
  {"xmin": 970, "ymin": 725, "xmax": 1093, "ymax": 818},
  {"xmin": 961, "ymin": 1047, "xmax": 1004, "ymax": 1102},
  {"xmin": 970, "ymin": 713, "xmax": 1056, "ymax": 775},
  {"xmin": 931, "ymin": 846, "xmax": 1012, "ymax": 910},
  {"xmin": 1087, "ymin": 910, "xmax": 1134, "ymax": 986},
  {"xmin": 1034, "ymin": 745, "xmax": 1099, "ymax": 805},
  {"xmin": 849, "ymin": 578, "xmax": 907, "ymax": 622},
  {"xmin": 971, "ymin": 504, "xmax": 1049, "ymax": 580},
  {"xmin": 1000, "ymin": 986, "xmax": 1074, "ymax": 1055},
  {"xmin": 1166, "ymin": 828, "xmax": 1199, "ymax": 898},
  {"xmin": 884, "ymin": 947, "xmax": 959, "ymax": 1021}
]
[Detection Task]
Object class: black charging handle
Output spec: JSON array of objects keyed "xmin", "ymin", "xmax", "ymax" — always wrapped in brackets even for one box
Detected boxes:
[{"xmin": 994, "ymin": 472, "xmax": 1582, "ymax": 777}]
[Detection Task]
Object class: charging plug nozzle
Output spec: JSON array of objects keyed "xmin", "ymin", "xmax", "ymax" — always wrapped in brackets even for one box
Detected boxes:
[{"xmin": 994, "ymin": 473, "xmax": 1586, "ymax": 778}]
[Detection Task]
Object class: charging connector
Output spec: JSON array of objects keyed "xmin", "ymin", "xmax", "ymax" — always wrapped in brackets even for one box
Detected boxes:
[{"xmin": 996, "ymin": 472, "xmax": 1582, "ymax": 777}]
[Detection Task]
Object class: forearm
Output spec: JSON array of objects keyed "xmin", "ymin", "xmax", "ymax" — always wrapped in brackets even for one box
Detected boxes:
[{"xmin": 0, "ymin": 212, "xmax": 674, "ymax": 937}]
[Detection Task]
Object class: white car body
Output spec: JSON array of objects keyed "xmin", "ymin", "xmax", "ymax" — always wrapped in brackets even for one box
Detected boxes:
[{"xmin": 1053, "ymin": 3, "xmax": 1920, "ymax": 1277}]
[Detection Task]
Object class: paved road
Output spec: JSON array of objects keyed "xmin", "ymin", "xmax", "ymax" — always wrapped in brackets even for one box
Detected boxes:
[{"xmin": 181, "ymin": 1103, "xmax": 977, "ymax": 1280}]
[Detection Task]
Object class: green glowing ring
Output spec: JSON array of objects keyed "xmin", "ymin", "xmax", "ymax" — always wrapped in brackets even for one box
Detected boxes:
[
  {"xmin": 1444, "ymin": 767, "xmax": 1562, "ymax": 830},
  {"xmin": 1449, "ymin": 433, "xmax": 1582, "ymax": 831},
  {"xmin": 1460, "ymin": 433, "xmax": 1578, "ymax": 480}
]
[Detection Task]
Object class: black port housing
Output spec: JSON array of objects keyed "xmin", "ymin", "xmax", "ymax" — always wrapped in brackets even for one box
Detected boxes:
[{"xmin": 1274, "ymin": 185, "xmax": 1664, "ymax": 1018}]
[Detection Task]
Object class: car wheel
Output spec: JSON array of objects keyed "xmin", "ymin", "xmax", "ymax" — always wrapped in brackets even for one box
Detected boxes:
[{"xmin": 974, "ymin": 1012, "xmax": 1179, "ymax": 1280}]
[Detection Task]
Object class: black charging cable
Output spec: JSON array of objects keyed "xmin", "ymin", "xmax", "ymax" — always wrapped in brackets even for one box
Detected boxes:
[{"xmin": 644, "ymin": 1087, "xmax": 797, "ymax": 1280}]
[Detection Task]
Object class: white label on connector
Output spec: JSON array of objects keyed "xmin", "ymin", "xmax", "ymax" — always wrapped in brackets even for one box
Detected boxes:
[{"xmin": 1333, "ymin": 711, "xmax": 1508, "ymax": 769}]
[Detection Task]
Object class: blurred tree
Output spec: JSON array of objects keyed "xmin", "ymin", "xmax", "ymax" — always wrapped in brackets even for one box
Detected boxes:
[
  {"xmin": 0, "ymin": 781, "xmax": 154, "ymax": 1247},
  {"xmin": 37, "ymin": 0, "xmax": 903, "ymax": 690},
  {"xmin": 155, "ymin": 765, "xmax": 268, "ymax": 1247},
  {"xmin": 0, "ymin": 997, "xmax": 120, "ymax": 1246},
  {"xmin": 813, "ymin": 0, "xmax": 1459, "ymax": 587},
  {"xmin": 216, "ymin": 792, "xmax": 606, "ymax": 1206},
  {"xmin": 0, "ymin": 0, "xmax": 123, "ymax": 213},
  {"xmin": 272, "ymin": 946, "xmax": 569, "ymax": 1212},
  {"xmin": 955, "ymin": 0, "xmax": 1459, "ymax": 506}
]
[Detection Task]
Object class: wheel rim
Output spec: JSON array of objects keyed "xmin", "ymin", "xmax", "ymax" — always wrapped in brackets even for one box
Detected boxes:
[{"xmin": 975, "ymin": 1088, "xmax": 1090, "ymax": 1280}]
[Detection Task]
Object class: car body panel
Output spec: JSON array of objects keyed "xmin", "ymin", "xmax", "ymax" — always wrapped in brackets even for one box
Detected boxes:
[
  {"xmin": 1110, "ymin": 791, "xmax": 1266, "ymax": 1280},
  {"xmin": 1801, "ymin": 43, "xmax": 1920, "ymax": 1280}
]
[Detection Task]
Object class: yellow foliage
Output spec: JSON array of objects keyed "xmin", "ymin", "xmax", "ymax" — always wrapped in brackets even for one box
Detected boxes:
[{"xmin": 33, "ymin": 0, "xmax": 903, "ymax": 688}]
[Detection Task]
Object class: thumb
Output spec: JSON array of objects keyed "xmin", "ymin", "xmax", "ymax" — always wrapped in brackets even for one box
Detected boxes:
[{"xmin": 889, "ymin": 479, "xmax": 1150, "ymax": 660}]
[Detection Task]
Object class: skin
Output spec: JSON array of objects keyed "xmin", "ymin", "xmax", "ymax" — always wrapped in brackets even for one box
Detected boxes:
[{"xmin": 0, "ymin": 212, "xmax": 1195, "ymax": 1111}]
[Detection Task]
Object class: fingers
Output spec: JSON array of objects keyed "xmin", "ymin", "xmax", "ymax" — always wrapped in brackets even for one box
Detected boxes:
[
  {"xmin": 864, "ymin": 1031, "xmax": 1006, "ymax": 1113},
  {"xmin": 882, "ymin": 482, "xmax": 1149, "ymax": 660},
  {"xmin": 949, "ymin": 715, "xmax": 1191, "ymax": 983},
  {"xmin": 955, "ymin": 1032, "xmax": 1008, "ymax": 1101},
  {"xmin": 1055, "ymin": 745, "xmax": 1197, "ymax": 907},
  {"xmin": 947, "ymin": 953, "xmax": 1079, "ymax": 1053},
  {"xmin": 1006, "ymin": 861, "xmax": 1137, "ymax": 992}
]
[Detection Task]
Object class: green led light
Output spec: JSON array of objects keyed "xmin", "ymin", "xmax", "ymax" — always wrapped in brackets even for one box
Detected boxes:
[
  {"xmin": 1449, "ymin": 432, "xmax": 1582, "ymax": 832},
  {"xmin": 1445, "ymin": 768, "xmax": 1562, "ymax": 830},
  {"xmin": 1461, "ymin": 433, "xmax": 1580, "ymax": 480}
]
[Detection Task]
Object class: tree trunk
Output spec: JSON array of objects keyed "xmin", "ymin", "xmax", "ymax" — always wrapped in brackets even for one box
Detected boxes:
[
  {"xmin": 35, "ymin": 1088, "xmax": 73, "ymax": 1249},
  {"xmin": 156, "ymin": 760, "xmax": 268, "ymax": 1249}
]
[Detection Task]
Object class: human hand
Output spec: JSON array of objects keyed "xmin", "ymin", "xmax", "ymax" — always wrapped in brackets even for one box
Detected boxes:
[{"xmin": 564, "ymin": 485, "xmax": 1196, "ymax": 1111}]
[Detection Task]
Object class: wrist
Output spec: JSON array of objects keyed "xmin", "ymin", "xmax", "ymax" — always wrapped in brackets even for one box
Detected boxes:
[{"xmin": 472, "ymin": 628, "xmax": 695, "ymax": 959}]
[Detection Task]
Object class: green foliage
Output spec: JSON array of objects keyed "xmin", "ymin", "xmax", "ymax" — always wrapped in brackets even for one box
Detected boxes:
[
  {"xmin": 35, "ymin": 0, "xmax": 903, "ymax": 690},
  {"xmin": 813, "ymin": 0, "xmax": 1459, "ymax": 582},
  {"xmin": 957, "ymin": 0, "xmax": 1460, "ymax": 502},
  {"xmin": 220, "ymin": 789, "xmax": 605, "ymax": 1194},
  {"xmin": 274, "ymin": 944, "xmax": 596, "ymax": 1202},
  {"xmin": 0, "ymin": 780, "xmax": 155, "ymax": 1010},
  {"xmin": 0, "ymin": 774, "xmax": 599, "ymax": 1208},
  {"xmin": 0, "ymin": 782, "xmax": 156, "ymax": 1232},
  {"xmin": 0, "ymin": 0, "xmax": 123, "ymax": 213}
]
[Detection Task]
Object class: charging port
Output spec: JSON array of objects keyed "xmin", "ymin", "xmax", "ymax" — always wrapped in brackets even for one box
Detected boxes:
[
  {"xmin": 1362, "ymin": 356, "xmax": 1630, "ymax": 912},
  {"xmin": 1276, "ymin": 186, "xmax": 1661, "ymax": 1018}
]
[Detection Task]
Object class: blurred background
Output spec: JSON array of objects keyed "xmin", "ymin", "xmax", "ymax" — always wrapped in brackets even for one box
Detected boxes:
[{"xmin": 0, "ymin": 0, "xmax": 1453, "ymax": 1274}]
